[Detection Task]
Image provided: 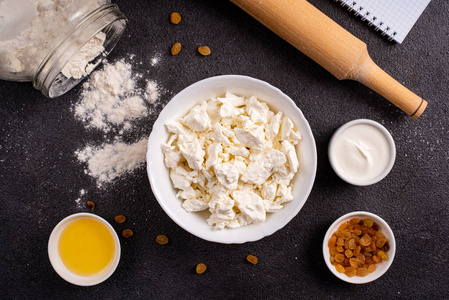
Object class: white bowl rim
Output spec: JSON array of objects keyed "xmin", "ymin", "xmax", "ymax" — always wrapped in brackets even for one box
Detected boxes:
[
  {"xmin": 146, "ymin": 74, "xmax": 317, "ymax": 244},
  {"xmin": 48, "ymin": 213, "xmax": 121, "ymax": 286},
  {"xmin": 328, "ymin": 119, "xmax": 396, "ymax": 186},
  {"xmin": 322, "ymin": 211, "xmax": 396, "ymax": 284}
]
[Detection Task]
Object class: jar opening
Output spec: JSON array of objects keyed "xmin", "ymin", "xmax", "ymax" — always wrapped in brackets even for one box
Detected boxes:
[{"xmin": 34, "ymin": 4, "xmax": 127, "ymax": 98}]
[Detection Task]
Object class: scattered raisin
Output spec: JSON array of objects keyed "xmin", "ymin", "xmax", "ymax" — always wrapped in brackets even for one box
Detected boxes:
[
  {"xmin": 122, "ymin": 229, "xmax": 133, "ymax": 238},
  {"xmin": 114, "ymin": 215, "xmax": 126, "ymax": 224},
  {"xmin": 246, "ymin": 254, "xmax": 258, "ymax": 265},
  {"xmin": 196, "ymin": 263, "xmax": 207, "ymax": 274},
  {"xmin": 198, "ymin": 46, "xmax": 211, "ymax": 56},
  {"xmin": 171, "ymin": 42, "xmax": 182, "ymax": 55},
  {"xmin": 156, "ymin": 234, "xmax": 169, "ymax": 245},
  {"xmin": 86, "ymin": 201, "xmax": 95, "ymax": 211},
  {"xmin": 170, "ymin": 12, "xmax": 181, "ymax": 24}
]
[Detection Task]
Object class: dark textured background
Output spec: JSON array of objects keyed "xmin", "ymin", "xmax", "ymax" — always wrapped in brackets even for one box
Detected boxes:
[{"xmin": 1, "ymin": 0, "xmax": 448, "ymax": 299}]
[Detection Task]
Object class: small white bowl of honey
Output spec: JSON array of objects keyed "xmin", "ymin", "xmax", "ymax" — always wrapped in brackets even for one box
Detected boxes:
[{"xmin": 48, "ymin": 213, "xmax": 121, "ymax": 286}]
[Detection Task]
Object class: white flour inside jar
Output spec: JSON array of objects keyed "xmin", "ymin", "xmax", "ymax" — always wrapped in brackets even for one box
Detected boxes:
[{"xmin": 61, "ymin": 31, "xmax": 107, "ymax": 79}]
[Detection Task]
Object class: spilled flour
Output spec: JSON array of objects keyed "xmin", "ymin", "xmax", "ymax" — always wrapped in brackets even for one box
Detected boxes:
[
  {"xmin": 74, "ymin": 57, "xmax": 167, "ymax": 187},
  {"xmin": 76, "ymin": 139, "xmax": 148, "ymax": 184}
]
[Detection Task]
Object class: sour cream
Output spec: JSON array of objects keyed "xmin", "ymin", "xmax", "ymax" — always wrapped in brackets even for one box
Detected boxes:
[{"xmin": 328, "ymin": 120, "xmax": 395, "ymax": 186}]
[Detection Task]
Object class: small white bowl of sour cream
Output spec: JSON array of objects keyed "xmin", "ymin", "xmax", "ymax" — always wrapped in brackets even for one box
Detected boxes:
[{"xmin": 328, "ymin": 119, "xmax": 396, "ymax": 186}]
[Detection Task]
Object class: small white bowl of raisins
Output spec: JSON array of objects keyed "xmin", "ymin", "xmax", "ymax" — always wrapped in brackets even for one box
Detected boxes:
[{"xmin": 322, "ymin": 211, "xmax": 396, "ymax": 284}]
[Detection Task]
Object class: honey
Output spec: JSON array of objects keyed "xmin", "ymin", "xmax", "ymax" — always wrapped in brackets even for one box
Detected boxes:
[{"xmin": 58, "ymin": 218, "xmax": 115, "ymax": 277}]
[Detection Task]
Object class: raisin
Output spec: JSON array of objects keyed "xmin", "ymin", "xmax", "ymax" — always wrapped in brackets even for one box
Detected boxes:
[
  {"xmin": 376, "ymin": 237, "xmax": 387, "ymax": 248},
  {"xmin": 345, "ymin": 249, "xmax": 353, "ymax": 258},
  {"xmin": 329, "ymin": 247, "xmax": 337, "ymax": 256},
  {"xmin": 372, "ymin": 255, "xmax": 381, "ymax": 264},
  {"xmin": 336, "ymin": 246, "xmax": 344, "ymax": 252},
  {"xmin": 345, "ymin": 267, "xmax": 357, "ymax": 277},
  {"xmin": 196, "ymin": 263, "xmax": 207, "ymax": 274},
  {"xmin": 156, "ymin": 234, "xmax": 169, "ymax": 245},
  {"xmin": 328, "ymin": 235, "xmax": 337, "ymax": 248},
  {"xmin": 377, "ymin": 250, "xmax": 388, "ymax": 261},
  {"xmin": 348, "ymin": 238, "xmax": 356, "ymax": 250},
  {"xmin": 246, "ymin": 255, "xmax": 258, "ymax": 265},
  {"xmin": 122, "ymin": 229, "xmax": 133, "ymax": 238},
  {"xmin": 114, "ymin": 215, "xmax": 126, "ymax": 223},
  {"xmin": 170, "ymin": 12, "xmax": 181, "ymax": 24},
  {"xmin": 356, "ymin": 268, "xmax": 368, "ymax": 277},
  {"xmin": 86, "ymin": 201, "xmax": 95, "ymax": 211},
  {"xmin": 357, "ymin": 254, "xmax": 365, "ymax": 264},
  {"xmin": 334, "ymin": 253, "xmax": 345, "ymax": 263},
  {"xmin": 337, "ymin": 237, "xmax": 344, "ymax": 246},
  {"xmin": 335, "ymin": 264, "xmax": 345, "ymax": 273},
  {"xmin": 198, "ymin": 46, "xmax": 211, "ymax": 56},
  {"xmin": 349, "ymin": 218, "xmax": 360, "ymax": 224},
  {"xmin": 171, "ymin": 42, "xmax": 182, "ymax": 56},
  {"xmin": 349, "ymin": 258, "xmax": 359, "ymax": 268},
  {"xmin": 367, "ymin": 264, "xmax": 376, "ymax": 273},
  {"xmin": 369, "ymin": 241, "xmax": 377, "ymax": 252},
  {"xmin": 359, "ymin": 234, "xmax": 372, "ymax": 246},
  {"xmin": 339, "ymin": 222, "xmax": 349, "ymax": 230},
  {"xmin": 363, "ymin": 218, "xmax": 374, "ymax": 228},
  {"xmin": 375, "ymin": 231, "xmax": 385, "ymax": 239}
]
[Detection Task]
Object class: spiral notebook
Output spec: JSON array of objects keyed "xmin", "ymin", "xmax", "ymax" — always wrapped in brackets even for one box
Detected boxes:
[{"xmin": 334, "ymin": 0, "xmax": 431, "ymax": 43}]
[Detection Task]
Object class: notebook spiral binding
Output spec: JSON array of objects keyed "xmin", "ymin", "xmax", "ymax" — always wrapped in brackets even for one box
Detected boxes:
[{"xmin": 334, "ymin": 0, "xmax": 397, "ymax": 41}]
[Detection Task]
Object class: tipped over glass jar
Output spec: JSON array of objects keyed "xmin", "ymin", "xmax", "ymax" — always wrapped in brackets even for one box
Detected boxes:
[{"xmin": 0, "ymin": 0, "xmax": 127, "ymax": 97}]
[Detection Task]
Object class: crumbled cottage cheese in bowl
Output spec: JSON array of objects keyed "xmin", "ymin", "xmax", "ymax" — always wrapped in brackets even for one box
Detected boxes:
[
  {"xmin": 162, "ymin": 93, "xmax": 302, "ymax": 230},
  {"xmin": 147, "ymin": 75, "xmax": 317, "ymax": 243}
]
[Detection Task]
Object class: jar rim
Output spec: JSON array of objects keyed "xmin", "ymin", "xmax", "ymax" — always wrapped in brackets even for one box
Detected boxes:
[{"xmin": 34, "ymin": 4, "xmax": 127, "ymax": 98}]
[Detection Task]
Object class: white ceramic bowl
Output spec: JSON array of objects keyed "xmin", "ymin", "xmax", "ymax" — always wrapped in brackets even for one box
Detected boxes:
[
  {"xmin": 147, "ymin": 75, "xmax": 317, "ymax": 244},
  {"xmin": 323, "ymin": 211, "xmax": 396, "ymax": 284},
  {"xmin": 48, "ymin": 213, "xmax": 121, "ymax": 286},
  {"xmin": 328, "ymin": 119, "xmax": 396, "ymax": 186}
]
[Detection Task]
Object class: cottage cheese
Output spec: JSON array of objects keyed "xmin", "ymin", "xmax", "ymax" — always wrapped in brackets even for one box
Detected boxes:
[{"xmin": 162, "ymin": 93, "xmax": 302, "ymax": 230}]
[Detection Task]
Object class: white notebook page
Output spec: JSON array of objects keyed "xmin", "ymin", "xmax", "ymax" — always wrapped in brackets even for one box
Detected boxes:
[{"xmin": 335, "ymin": 0, "xmax": 431, "ymax": 43}]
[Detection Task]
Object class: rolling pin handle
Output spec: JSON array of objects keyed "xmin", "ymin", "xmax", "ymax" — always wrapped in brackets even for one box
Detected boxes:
[{"xmin": 346, "ymin": 49, "xmax": 427, "ymax": 119}]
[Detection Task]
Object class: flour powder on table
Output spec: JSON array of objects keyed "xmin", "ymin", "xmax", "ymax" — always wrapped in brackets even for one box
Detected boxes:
[{"xmin": 73, "ymin": 58, "xmax": 165, "ymax": 187}]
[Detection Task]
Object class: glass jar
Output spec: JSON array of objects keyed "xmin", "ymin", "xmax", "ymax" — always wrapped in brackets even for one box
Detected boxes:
[{"xmin": 0, "ymin": 0, "xmax": 127, "ymax": 97}]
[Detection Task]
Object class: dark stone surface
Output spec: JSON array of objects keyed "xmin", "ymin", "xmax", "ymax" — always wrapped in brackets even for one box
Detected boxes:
[{"xmin": 1, "ymin": 0, "xmax": 448, "ymax": 299}]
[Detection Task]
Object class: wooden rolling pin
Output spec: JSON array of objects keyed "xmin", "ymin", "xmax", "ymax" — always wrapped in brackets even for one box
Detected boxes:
[{"xmin": 230, "ymin": 0, "xmax": 427, "ymax": 119}]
